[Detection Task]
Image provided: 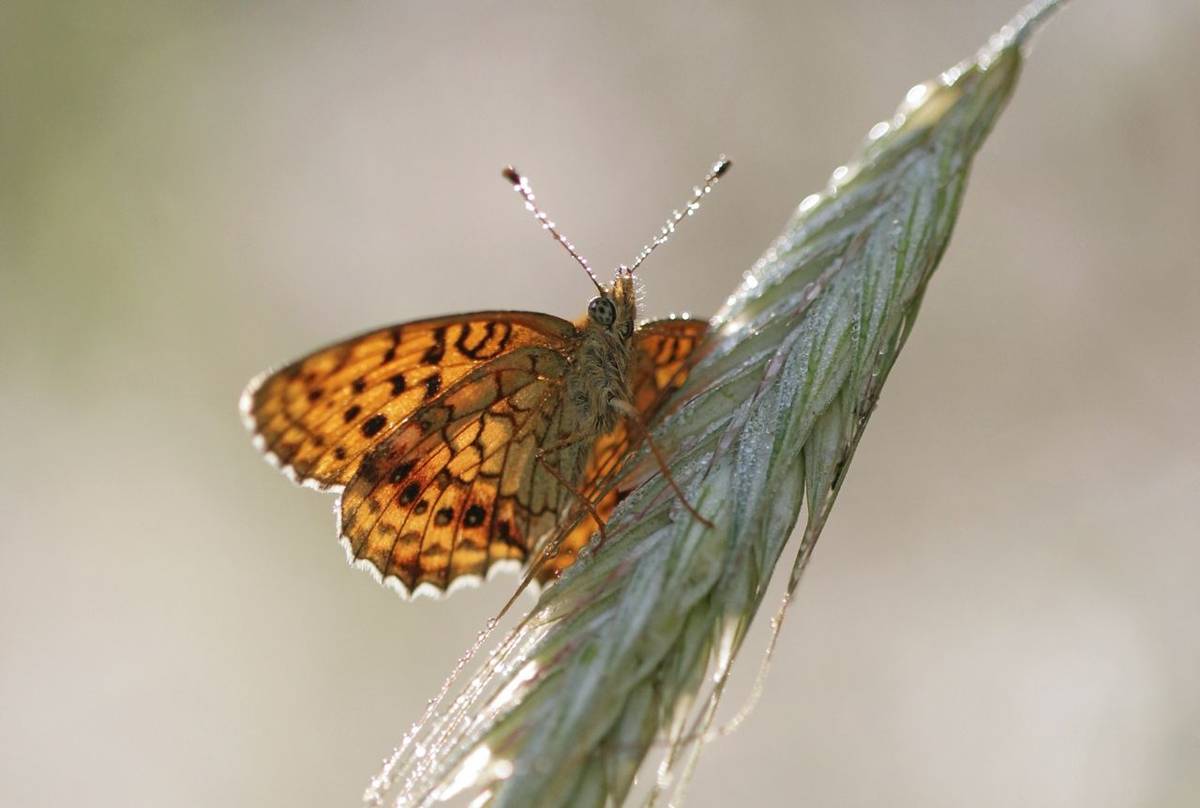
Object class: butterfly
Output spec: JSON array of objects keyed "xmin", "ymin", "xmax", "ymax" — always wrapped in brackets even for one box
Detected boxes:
[{"xmin": 241, "ymin": 158, "xmax": 728, "ymax": 598}]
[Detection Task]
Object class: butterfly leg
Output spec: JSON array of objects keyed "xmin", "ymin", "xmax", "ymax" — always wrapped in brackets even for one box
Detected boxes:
[
  {"xmin": 534, "ymin": 444, "xmax": 609, "ymax": 543},
  {"xmin": 611, "ymin": 399, "xmax": 714, "ymax": 528}
]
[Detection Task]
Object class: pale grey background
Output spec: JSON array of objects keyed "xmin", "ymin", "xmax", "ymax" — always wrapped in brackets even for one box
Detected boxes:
[{"xmin": 3, "ymin": 2, "xmax": 1198, "ymax": 806}]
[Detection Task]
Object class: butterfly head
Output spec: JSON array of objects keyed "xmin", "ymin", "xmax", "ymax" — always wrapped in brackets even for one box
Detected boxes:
[
  {"xmin": 586, "ymin": 270, "xmax": 637, "ymax": 338},
  {"xmin": 503, "ymin": 157, "xmax": 728, "ymax": 342}
]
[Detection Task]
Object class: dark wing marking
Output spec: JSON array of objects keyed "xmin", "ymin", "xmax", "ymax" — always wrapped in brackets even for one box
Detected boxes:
[
  {"xmin": 241, "ymin": 311, "xmax": 576, "ymax": 490},
  {"xmin": 337, "ymin": 346, "xmax": 578, "ymax": 597}
]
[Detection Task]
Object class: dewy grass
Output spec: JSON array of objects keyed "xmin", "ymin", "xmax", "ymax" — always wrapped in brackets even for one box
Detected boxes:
[{"xmin": 365, "ymin": 3, "xmax": 1066, "ymax": 806}]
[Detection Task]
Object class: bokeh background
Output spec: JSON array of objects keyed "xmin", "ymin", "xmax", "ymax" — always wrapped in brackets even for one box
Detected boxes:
[{"xmin": 4, "ymin": 2, "xmax": 1198, "ymax": 806}]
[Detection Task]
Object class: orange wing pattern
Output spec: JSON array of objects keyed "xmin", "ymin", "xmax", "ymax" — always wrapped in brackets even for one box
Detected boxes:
[
  {"xmin": 535, "ymin": 317, "xmax": 710, "ymax": 583},
  {"xmin": 241, "ymin": 312, "xmax": 576, "ymax": 491},
  {"xmin": 244, "ymin": 311, "xmax": 708, "ymax": 597},
  {"xmin": 337, "ymin": 347, "xmax": 581, "ymax": 596}
]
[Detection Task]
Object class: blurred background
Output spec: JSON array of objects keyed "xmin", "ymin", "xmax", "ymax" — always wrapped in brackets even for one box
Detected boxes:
[{"xmin": 3, "ymin": 1, "xmax": 1198, "ymax": 806}]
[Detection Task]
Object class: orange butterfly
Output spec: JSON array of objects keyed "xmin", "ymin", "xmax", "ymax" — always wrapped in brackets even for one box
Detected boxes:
[{"xmin": 241, "ymin": 159, "xmax": 727, "ymax": 598}]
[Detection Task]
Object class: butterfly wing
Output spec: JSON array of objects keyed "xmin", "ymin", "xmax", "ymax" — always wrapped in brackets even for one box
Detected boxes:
[
  {"xmin": 244, "ymin": 311, "xmax": 707, "ymax": 596},
  {"xmin": 337, "ymin": 347, "xmax": 581, "ymax": 596},
  {"xmin": 241, "ymin": 312, "xmax": 577, "ymax": 491},
  {"xmin": 535, "ymin": 317, "xmax": 710, "ymax": 583}
]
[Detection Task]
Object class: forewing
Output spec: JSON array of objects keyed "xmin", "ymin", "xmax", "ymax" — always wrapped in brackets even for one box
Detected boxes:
[
  {"xmin": 536, "ymin": 317, "xmax": 710, "ymax": 583},
  {"xmin": 241, "ymin": 312, "xmax": 576, "ymax": 490},
  {"xmin": 338, "ymin": 347, "xmax": 577, "ymax": 597}
]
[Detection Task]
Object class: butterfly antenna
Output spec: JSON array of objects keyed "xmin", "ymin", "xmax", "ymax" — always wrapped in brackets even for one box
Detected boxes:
[
  {"xmin": 625, "ymin": 155, "xmax": 731, "ymax": 274},
  {"xmin": 503, "ymin": 166, "xmax": 605, "ymax": 295}
]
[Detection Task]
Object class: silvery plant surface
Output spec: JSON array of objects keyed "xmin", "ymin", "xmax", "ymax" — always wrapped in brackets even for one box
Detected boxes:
[{"xmin": 366, "ymin": 3, "xmax": 1064, "ymax": 806}]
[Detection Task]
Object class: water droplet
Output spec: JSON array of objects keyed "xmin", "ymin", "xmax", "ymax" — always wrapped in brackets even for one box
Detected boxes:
[
  {"xmin": 940, "ymin": 65, "xmax": 964, "ymax": 86},
  {"xmin": 905, "ymin": 83, "xmax": 930, "ymax": 107}
]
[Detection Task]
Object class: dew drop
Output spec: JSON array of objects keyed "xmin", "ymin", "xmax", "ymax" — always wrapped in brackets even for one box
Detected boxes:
[{"xmin": 905, "ymin": 83, "xmax": 930, "ymax": 107}]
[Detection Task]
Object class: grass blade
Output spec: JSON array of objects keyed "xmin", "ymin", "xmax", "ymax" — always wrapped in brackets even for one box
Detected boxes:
[{"xmin": 367, "ymin": 3, "xmax": 1065, "ymax": 805}]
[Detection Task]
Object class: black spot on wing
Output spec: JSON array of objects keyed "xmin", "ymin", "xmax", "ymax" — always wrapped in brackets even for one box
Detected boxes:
[
  {"xmin": 464, "ymin": 504, "xmax": 486, "ymax": 527},
  {"xmin": 389, "ymin": 459, "xmax": 415, "ymax": 484},
  {"xmin": 361, "ymin": 414, "xmax": 387, "ymax": 438},
  {"xmin": 424, "ymin": 375, "xmax": 441, "ymax": 399},
  {"xmin": 422, "ymin": 327, "xmax": 446, "ymax": 364}
]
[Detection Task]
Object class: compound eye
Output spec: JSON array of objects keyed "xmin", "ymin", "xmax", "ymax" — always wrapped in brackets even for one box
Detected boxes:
[{"xmin": 588, "ymin": 296, "xmax": 616, "ymax": 328}]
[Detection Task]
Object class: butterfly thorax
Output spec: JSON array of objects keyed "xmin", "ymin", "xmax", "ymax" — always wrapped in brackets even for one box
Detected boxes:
[{"xmin": 560, "ymin": 274, "xmax": 637, "ymax": 463}]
